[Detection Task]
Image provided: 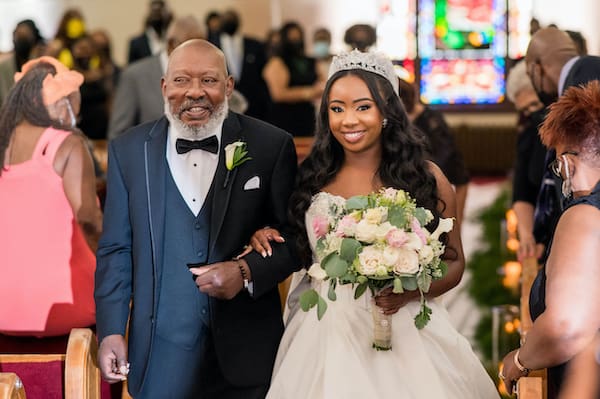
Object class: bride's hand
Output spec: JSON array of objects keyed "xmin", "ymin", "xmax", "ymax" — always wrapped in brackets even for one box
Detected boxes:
[
  {"xmin": 237, "ymin": 227, "xmax": 284, "ymax": 258},
  {"xmin": 374, "ymin": 287, "xmax": 420, "ymax": 315}
]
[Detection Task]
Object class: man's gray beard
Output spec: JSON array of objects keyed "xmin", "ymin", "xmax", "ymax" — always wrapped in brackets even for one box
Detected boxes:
[{"xmin": 164, "ymin": 99, "xmax": 229, "ymax": 139}]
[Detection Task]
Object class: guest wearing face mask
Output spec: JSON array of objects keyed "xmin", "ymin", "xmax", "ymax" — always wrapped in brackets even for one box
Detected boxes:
[
  {"xmin": 263, "ymin": 21, "xmax": 324, "ymax": 136},
  {"xmin": 212, "ymin": 9, "xmax": 271, "ymax": 120},
  {"xmin": 505, "ymin": 60, "xmax": 549, "ymax": 262},
  {"xmin": 312, "ymin": 27, "xmax": 333, "ymax": 81},
  {"xmin": 71, "ymin": 35, "xmax": 110, "ymax": 140},
  {"xmin": 45, "ymin": 8, "xmax": 87, "ymax": 69},
  {"xmin": 127, "ymin": 0, "xmax": 173, "ymax": 64},
  {"xmin": 0, "ymin": 19, "xmax": 45, "ymax": 106}
]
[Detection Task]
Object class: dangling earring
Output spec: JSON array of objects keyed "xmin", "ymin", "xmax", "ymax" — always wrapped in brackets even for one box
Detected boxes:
[
  {"xmin": 561, "ymin": 154, "xmax": 573, "ymax": 198},
  {"xmin": 382, "ymin": 118, "xmax": 388, "ymax": 129}
]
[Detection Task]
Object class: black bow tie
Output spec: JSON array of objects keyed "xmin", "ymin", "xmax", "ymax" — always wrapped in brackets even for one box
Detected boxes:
[{"xmin": 176, "ymin": 136, "xmax": 219, "ymax": 154}]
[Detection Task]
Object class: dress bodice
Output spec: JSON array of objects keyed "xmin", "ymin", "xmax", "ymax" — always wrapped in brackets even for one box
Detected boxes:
[{"xmin": 529, "ymin": 181, "xmax": 600, "ymax": 399}]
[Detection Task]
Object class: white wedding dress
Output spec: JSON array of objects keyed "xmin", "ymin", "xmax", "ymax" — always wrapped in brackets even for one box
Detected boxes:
[{"xmin": 266, "ymin": 192, "xmax": 499, "ymax": 399}]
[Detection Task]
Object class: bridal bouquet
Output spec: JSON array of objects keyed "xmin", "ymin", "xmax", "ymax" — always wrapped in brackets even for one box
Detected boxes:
[{"xmin": 299, "ymin": 188, "xmax": 453, "ymax": 350}]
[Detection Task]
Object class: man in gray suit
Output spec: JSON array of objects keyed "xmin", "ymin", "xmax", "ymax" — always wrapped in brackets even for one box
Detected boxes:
[{"xmin": 107, "ymin": 16, "xmax": 202, "ymax": 140}]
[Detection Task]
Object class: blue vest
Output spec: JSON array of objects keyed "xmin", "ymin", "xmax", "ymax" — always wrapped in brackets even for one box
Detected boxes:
[{"xmin": 154, "ymin": 168, "xmax": 213, "ymax": 349}]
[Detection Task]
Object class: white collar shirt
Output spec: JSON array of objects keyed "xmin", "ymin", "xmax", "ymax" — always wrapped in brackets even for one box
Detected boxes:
[
  {"xmin": 145, "ymin": 27, "xmax": 165, "ymax": 56},
  {"xmin": 166, "ymin": 122, "xmax": 223, "ymax": 216},
  {"xmin": 558, "ymin": 56, "xmax": 580, "ymax": 95},
  {"xmin": 220, "ymin": 33, "xmax": 244, "ymax": 81}
]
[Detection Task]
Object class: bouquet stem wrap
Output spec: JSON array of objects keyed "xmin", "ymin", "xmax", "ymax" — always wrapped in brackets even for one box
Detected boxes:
[{"xmin": 371, "ymin": 299, "xmax": 392, "ymax": 350}]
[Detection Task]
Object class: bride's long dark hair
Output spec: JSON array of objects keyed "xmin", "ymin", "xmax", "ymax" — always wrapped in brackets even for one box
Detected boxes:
[{"xmin": 289, "ymin": 69, "xmax": 445, "ymax": 267}]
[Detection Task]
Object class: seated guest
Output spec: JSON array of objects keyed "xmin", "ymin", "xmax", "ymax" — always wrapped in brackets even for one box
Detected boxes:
[
  {"xmin": 500, "ymin": 80, "xmax": 600, "ymax": 399},
  {"xmin": 0, "ymin": 56, "xmax": 101, "ymax": 337}
]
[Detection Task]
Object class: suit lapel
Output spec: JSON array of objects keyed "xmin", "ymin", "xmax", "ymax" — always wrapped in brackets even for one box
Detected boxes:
[
  {"xmin": 144, "ymin": 117, "xmax": 169, "ymax": 276},
  {"xmin": 209, "ymin": 113, "xmax": 243, "ymax": 257}
]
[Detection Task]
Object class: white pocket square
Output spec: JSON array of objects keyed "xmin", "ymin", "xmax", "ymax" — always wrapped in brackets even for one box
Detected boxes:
[{"xmin": 243, "ymin": 176, "xmax": 261, "ymax": 190}]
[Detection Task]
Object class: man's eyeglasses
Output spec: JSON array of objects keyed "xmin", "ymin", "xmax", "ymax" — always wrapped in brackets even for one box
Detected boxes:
[{"xmin": 549, "ymin": 151, "xmax": 578, "ymax": 177}]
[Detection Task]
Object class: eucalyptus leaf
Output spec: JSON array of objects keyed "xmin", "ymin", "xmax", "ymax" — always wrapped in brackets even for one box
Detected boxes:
[
  {"xmin": 317, "ymin": 296, "xmax": 328, "ymax": 320},
  {"xmin": 354, "ymin": 282, "xmax": 368, "ymax": 299},
  {"xmin": 414, "ymin": 304, "xmax": 433, "ymax": 329},
  {"xmin": 401, "ymin": 276, "xmax": 418, "ymax": 291},
  {"xmin": 345, "ymin": 195, "xmax": 369, "ymax": 211},
  {"xmin": 388, "ymin": 207, "xmax": 407, "ymax": 228},
  {"xmin": 323, "ymin": 253, "xmax": 349, "ymax": 278},
  {"xmin": 339, "ymin": 238, "xmax": 361, "ymax": 263},
  {"xmin": 414, "ymin": 208, "xmax": 429, "ymax": 225},
  {"xmin": 328, "ymin": 279, "xmax": 337, "ymax": 301},
  {"xmin": 299, "ymin": 289, "xmax": 319, "ymax": 312},
  {"xmin": 356, "ymin": 275, "xmax": 368, "ymax": 285}
]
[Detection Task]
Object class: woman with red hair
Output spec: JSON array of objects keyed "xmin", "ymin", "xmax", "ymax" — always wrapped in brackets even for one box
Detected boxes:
[{"xmin": 501, "ymin": 80, "xmax": 600, "ymax": 398}]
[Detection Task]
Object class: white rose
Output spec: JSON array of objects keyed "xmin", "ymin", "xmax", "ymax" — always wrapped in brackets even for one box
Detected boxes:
[
  {"xmin": 392, "ymin": 248, "xmax": 420, "ymax": 275},
  {"xmin": 357, "ymin": 245, "xmax": 382, "ymax": 275},
  {"xmin": 419, "ymin": 245, "xmax": 434, "ymax": 264},
  {"xmin": 355, "ymin": 220, "xmax": 378, "ymax": 243},
  {"xmin": 307, "ymin": 263, "xmax": 327, "ymax": 280},
  {"xmin": 375, "ymin": 222, "xmax": 395, "ymax": 242},
  {"xmin": 430, "ymin": 217, "xmax": 454, "ymax": 240},
  {"xmin": 364, "ymin": 207, "xmax": 387, "ymax": 224},
  {"xmin": 382, "ymin": 246, "xmax": 401, "ymax": 267},
  {"xmin": 403, "ymin": 232, "xmax": 424, "ymax": 251}
]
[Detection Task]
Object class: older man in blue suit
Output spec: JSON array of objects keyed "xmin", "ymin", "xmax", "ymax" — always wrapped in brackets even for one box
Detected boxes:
[{"xmin": 95, "ymin": 39, "xmax": 298, "ymax": 398}]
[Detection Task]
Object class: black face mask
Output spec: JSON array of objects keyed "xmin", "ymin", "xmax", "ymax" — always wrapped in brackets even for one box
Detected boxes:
[
  {"xmin": 148, "ymin": 18, "xmax": 167, "ymax": 36},
  {"xmin": 221, "ymin": 20, "xmax": 239, "ymax": 36},
  {"xmin": 284, "ymin": 40, "xmax": 304, "ymax": 57},
  {"xmin": 74, "ymin": 57, "xmax": 91, "ymax": 70},
  {"xmin": 527, "ymin": 108, "xmax": 547, "ymax": 130},
  {"xmin": 534, "ymin": 87, "xmax": 558, "ymax": 108},
  {"xmin": 14, "ymin": 38, "xmax": 34, "ymax": 58}
]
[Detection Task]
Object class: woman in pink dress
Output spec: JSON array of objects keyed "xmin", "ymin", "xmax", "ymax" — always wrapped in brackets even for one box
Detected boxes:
[{"xmin": 0, "ymin": 56, "xmax": 102, "ymax": 337}]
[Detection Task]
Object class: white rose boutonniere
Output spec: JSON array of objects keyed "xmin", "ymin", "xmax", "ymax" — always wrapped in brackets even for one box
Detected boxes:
[{"xmin": 223, "ymin": 141, "xmax": 251, "ymax": 187}]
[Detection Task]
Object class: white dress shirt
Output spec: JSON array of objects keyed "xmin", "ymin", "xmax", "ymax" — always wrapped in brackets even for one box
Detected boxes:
[
  {"xmin": 220, "ymin": 33, "xmax": 244, "ymax": 81},
  {"xmin": 558, "ymin": 56, "xmax": 580, "ymax": 95},
  {"xmin": 166, "ymin": 123, "xmax": 224, "ymax": 216},
  {"xmin": 146, "ymin": 27, "xmax": 165, "ymax": 56}
]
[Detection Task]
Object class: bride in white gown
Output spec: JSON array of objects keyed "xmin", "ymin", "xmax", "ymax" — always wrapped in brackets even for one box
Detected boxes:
[{"xmin": 248, "ymin": 50, "xmax": 499, "ymax": 399}]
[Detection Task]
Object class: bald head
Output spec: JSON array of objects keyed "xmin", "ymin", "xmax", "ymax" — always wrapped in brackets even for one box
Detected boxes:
[
  {"xmin": 168, "ymin": 39, "xmax": 228, "ymax": 75},
  {"xmin": 526, "ymin": 28, "xmax": 578, "ymax": 71},
  {"xmin": 166, "ymin": 16, "xmax": 204, "ymax": 54}
]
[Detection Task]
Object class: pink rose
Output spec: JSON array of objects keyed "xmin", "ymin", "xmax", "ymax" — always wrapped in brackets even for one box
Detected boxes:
[
  {"xmin": 335, "ymin": 215, "xmax": 358, "ymax": 237},
  {"xmin": 312, "ymin": 215, "xmax": 330, "ymax": 239},
  {"xmin": 411, "ymin": 217, "xmax": 427, "ymax": 245},
  {"xmin": 386, "ymin": 228, "xmax": 408, "ymax": 248}
]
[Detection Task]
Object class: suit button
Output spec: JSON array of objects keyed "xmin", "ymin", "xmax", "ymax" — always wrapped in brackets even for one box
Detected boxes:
[
  {"xmin": 195, "ymin": 223, "xmax": 201, "ymax": 229},
  {"xmin": 201, "ymin": 308, "xmax": 207, "ymax": 315},
  {"xmin": 197, "ymin": 251, "xmax": 203, "ymax": 257}
]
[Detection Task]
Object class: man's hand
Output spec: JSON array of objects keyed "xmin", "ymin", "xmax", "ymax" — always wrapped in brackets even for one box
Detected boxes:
[
  {"xmin": 190, "ymin": 260, "xmax": 247, "ymax": 299},
  {"xmin": 98, "ymin": 334, "xmax": 129, "ymax": 383}
]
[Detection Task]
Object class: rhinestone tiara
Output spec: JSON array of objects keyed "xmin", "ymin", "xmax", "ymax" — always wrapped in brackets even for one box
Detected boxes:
[{"xmin": 327, "ymin": 49, "xmax": 399, "ymax": 95}]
